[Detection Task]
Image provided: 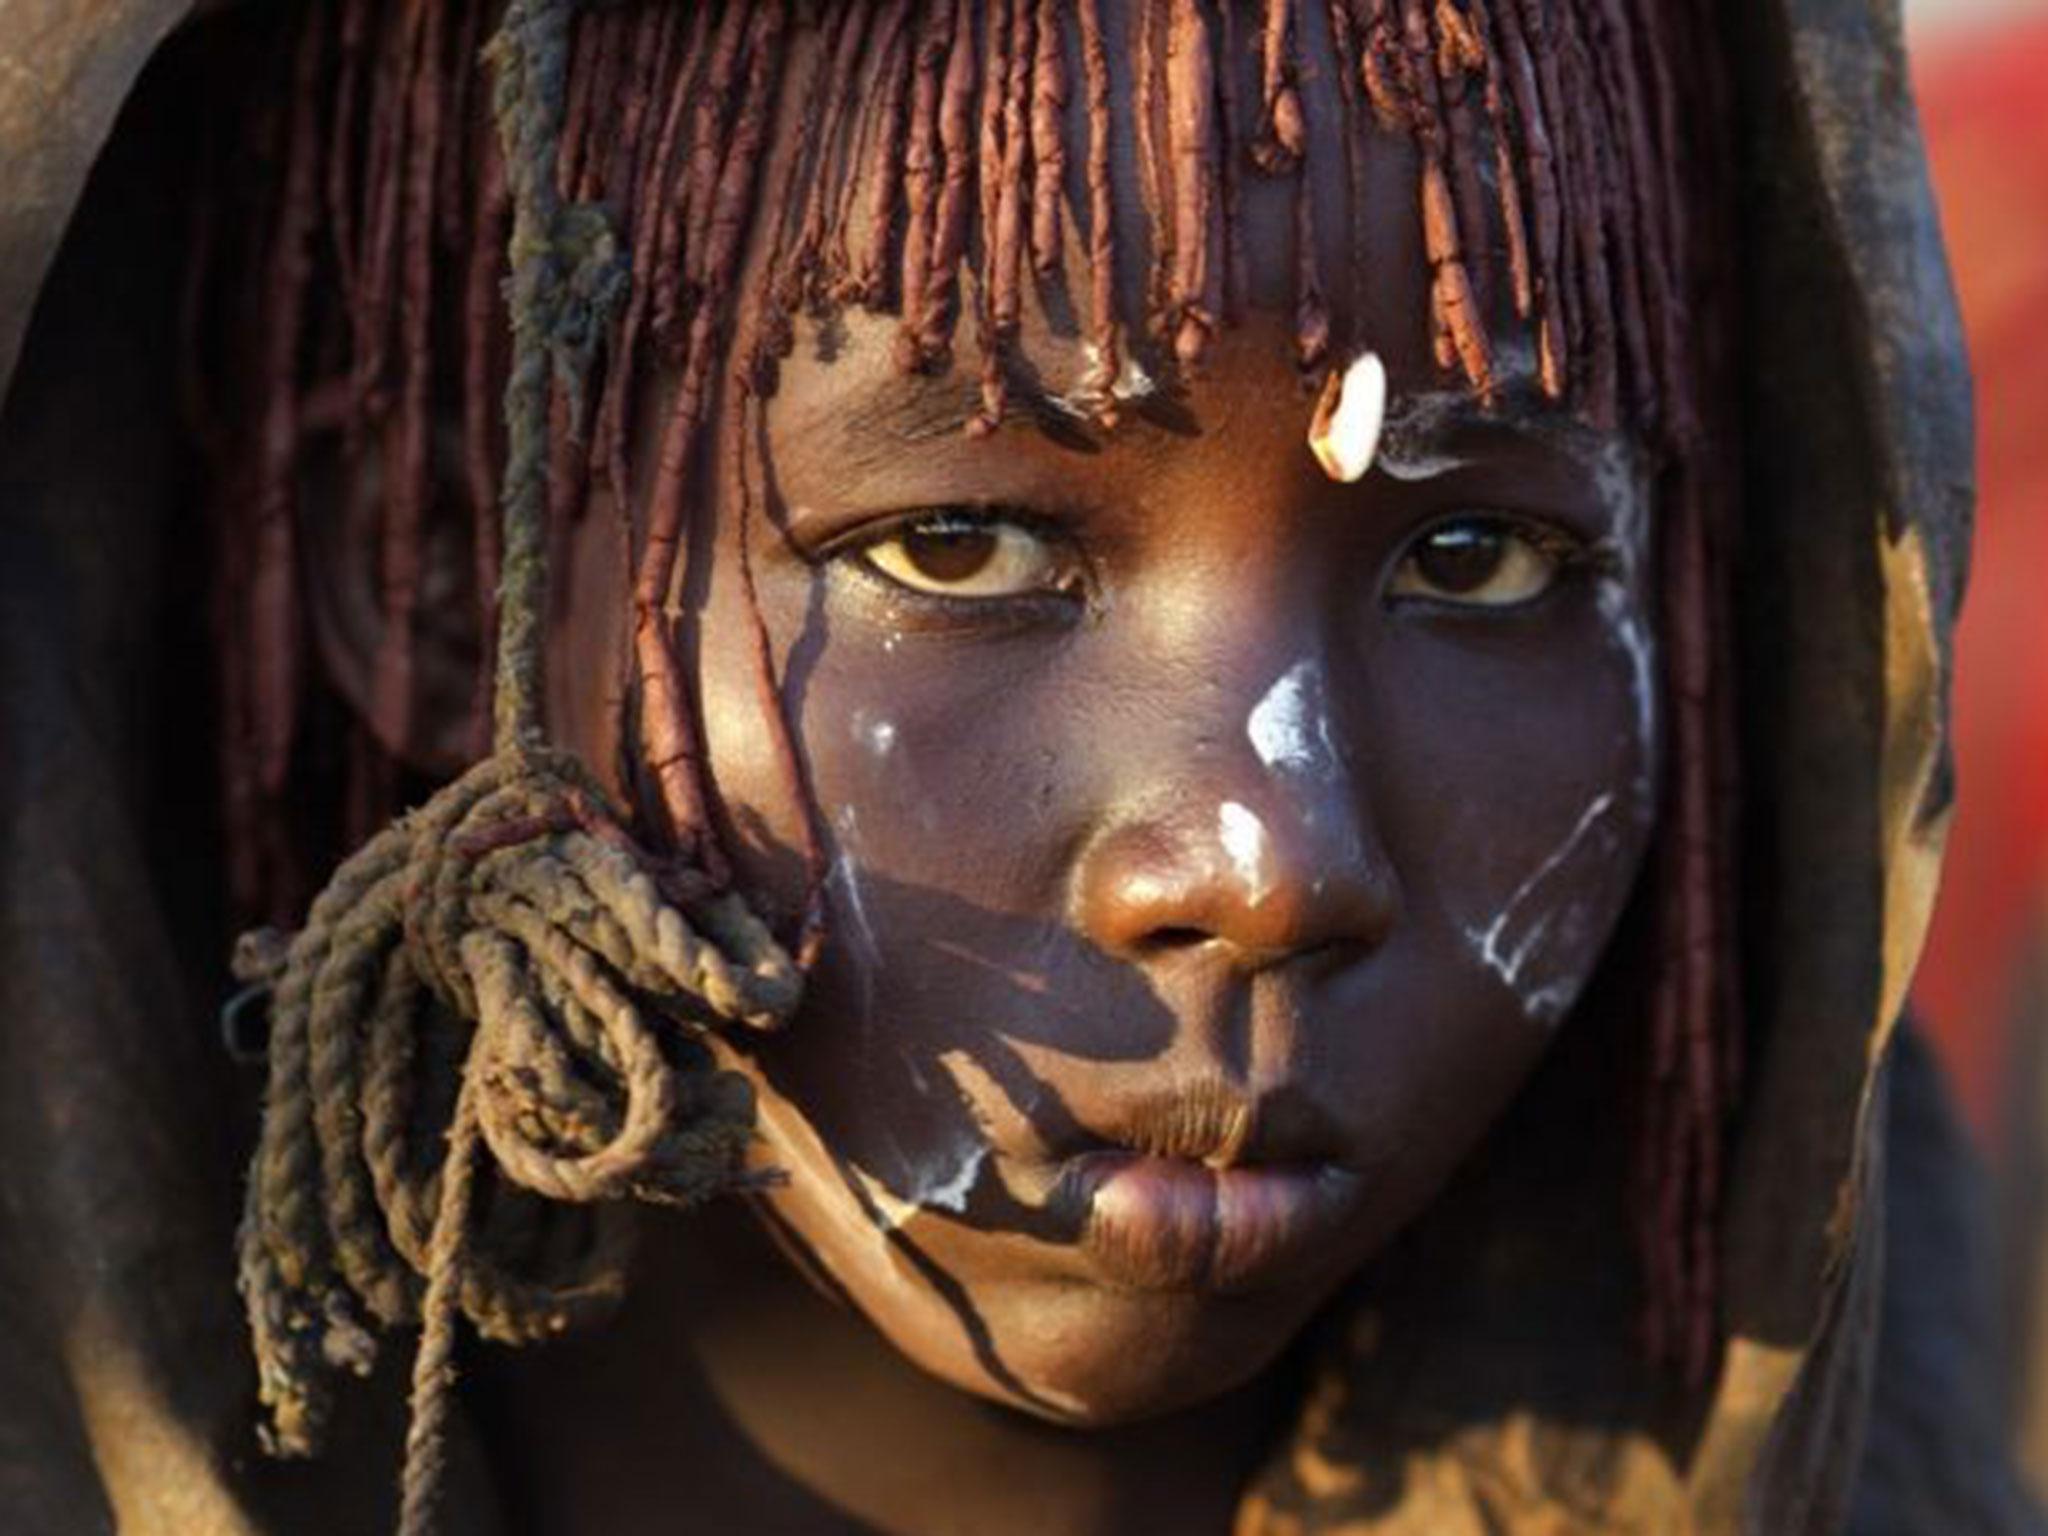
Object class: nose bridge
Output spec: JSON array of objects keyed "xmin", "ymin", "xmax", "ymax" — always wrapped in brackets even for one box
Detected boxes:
[
  {"xmin": 1072, "ymin": 647, "xmax": 1398, "ymax": 966},
  {"xmin": 1222, "ymin": 654, "xmax": 1367, "ymax": 881}
]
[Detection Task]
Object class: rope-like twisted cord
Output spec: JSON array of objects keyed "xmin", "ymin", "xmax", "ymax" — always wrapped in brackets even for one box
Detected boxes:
[
  {"xmin": 233, "ymin": 4, "xmax": 801, "ymax": 1531},
  {"xmin": 487, "ymin": 0, "xmax": 625, "ymax": 751}
]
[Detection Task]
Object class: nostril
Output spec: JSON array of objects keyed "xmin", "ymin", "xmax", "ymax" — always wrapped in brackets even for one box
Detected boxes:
[{"xmin": 1072, "ymin": 804, "xmax": 1399, "ymax": 966}]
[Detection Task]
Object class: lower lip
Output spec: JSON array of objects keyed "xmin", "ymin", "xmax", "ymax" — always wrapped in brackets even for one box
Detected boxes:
[{"xmin": 1061, "ymin": 1154, "xmax": 1356, "ymax": 1294}]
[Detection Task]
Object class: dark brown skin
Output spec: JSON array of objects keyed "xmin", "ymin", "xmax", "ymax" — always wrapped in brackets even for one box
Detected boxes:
[{"xmin": 357, "ymin": 8, "xmax": 1664, "ymax": 1531}]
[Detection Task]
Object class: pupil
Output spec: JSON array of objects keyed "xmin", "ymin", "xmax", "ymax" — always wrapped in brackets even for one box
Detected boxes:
[
  {"xmin": 902, "ymin": 525, "xmax": 998, "ymax": 583},
  {"xmin": 1416, "ymin": 524, "xmax": 1506, "ymax": 593}
]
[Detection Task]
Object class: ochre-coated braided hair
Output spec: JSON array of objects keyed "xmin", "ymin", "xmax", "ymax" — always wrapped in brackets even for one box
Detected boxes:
[{"xmin": 189, "ymin": 0, "xmax": 1737, "ymax": 1526}]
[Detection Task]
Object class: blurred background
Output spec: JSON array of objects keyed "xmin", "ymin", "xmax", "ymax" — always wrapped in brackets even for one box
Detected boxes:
[
  {"xmin": 1904, "ymin": 0, "xmax": 2048, "ymax": 1152},
  {"xmin": 1910, "ymin": 0, "xmax": 2047, "ymax": 24},
  {"xmin": 1903, "ymin": 0, "xmax": 2048, "ymax": 1501}
]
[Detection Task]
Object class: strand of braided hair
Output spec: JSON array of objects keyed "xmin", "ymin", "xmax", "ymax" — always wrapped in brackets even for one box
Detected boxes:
[{"xmin": 226, "ymin": 4, "xmax": 800, "ymax": 1531}]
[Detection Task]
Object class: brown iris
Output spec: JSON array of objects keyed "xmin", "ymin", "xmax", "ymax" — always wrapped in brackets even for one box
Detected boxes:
[
  {"xmin": 898, "ymin": 524, "xmax": 1001, "ymax": 585},
  {"xmin": 1389, "ymin": 517, "xmax": 1565, "ymax": 607},
  {"xmin": 1412, "ymin": 524, "xmax": 1507, "ymax": 594},
  {"xmin": 859, "ymin": 515, "xmax": 1067, "ymax": 599}
]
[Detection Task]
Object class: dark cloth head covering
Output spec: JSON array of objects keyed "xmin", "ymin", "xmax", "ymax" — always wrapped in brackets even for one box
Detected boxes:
[{"xmin": 0, "ymin": 2, "xmax": 2002, "ymax": 1531}]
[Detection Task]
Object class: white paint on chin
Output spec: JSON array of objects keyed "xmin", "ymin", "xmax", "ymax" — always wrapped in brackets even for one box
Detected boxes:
[
  {"xmin": 1465, "ymin": 791, "xmax": 1619, "ymax": 1027},
  {"xmin": 1247, "ymin": 660, "xmax": 1340, "ymax": 780}
]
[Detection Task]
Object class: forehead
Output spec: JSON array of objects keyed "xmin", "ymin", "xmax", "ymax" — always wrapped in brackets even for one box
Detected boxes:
[
  {"xmin": 727, "ymin": 0, "xmax": 1691, "ymax": 465},
  {"xmin": 749, "ymin": 6, "xmax": 1542, "ymax": 462}
]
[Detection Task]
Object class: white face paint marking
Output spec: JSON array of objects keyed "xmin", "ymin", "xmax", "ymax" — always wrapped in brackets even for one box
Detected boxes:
[
  {"xmin": 830, "ymin": 806, "xmax": 881, "ymax": 1021},
  {"xmin": 909, "ymin": 1143, "xmax": 988, "ymax": 1215},
  {"xmin": 1375, "ymin": 445, "xmax": 1470, "ymax": 482},
  {"xmin": 1465, "ymin": 792, "xmax": 1619, "ymax": 1027},
  {"xmin": 1309, "ymin": 351, "xmax": 1388, "ymax": 484},
  {"xmin": 1218, "ymin": 801, "xmax": 1272, "ymax": 905},
  {"xmin": 1247, "ymin": 660, "xmax": 1340, "ymax": 779},
  {"xmin": 1602, "ymin": 583, "xmax": 1657, "ymax": 774},
  {"xmin": 853, "ymin": 710, "xmax": 898, "ymax": 757},
  {"xmin": 1588, "ymin": 439, "xmax": 1658, "ymax": 813},
  {"xmin": 867, "ymin": 1054, "xmax": 997, "ymax": 1229},
  {"xmin": 1368, "ymin": 388, "xmax": 1474, "ymax": 484},
  {"xmin": 899, "ymin": 1045, "xmax": 931, "ymax": 1095}
]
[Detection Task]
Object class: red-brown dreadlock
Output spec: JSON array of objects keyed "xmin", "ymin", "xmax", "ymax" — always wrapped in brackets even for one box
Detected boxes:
[{"xmin": 191, "ymin": 0, "xmax": 1739, "ymax": 1512}]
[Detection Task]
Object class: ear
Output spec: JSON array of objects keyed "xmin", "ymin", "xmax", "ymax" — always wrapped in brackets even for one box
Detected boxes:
[{"xmin": 298, "ymin": 411, "xmax": 486, "ymax": 775}]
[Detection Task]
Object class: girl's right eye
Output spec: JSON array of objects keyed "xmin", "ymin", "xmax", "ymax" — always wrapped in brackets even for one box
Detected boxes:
[{"xmin": 855, "ymin": 513, "xmax": 1079, "ymax": 601}]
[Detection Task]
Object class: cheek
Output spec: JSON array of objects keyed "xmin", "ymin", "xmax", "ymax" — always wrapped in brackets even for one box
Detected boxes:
[
  {"xmin": 697, "ymin": 597, "xmax": 1089, "ymax": 1178},
  {"xmin": 1375, "ymin": 592, "xmax": 1656, "ymax": 1031}
]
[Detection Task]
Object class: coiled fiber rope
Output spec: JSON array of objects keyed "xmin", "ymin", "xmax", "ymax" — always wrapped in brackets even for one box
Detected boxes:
[{"xmin": 232, "ymin": 3, "xmax": 800, "ymax": 1530}]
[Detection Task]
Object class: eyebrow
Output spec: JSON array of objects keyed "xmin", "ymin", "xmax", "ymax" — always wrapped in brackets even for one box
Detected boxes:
[
  {"xmin": 823, "ymin": 359, "xmax": 1616, "ymax": 486},
  {"xmin": 1379, "ymin": 378, "xmax": 1617, "ymax": 468},
  {"xmin": 840, "ymin": 374, "xmax": 984, "ymax": 446},
  {"xmin": 829, "ymin": 366, "xmax": 1115, "ymax": 475}
]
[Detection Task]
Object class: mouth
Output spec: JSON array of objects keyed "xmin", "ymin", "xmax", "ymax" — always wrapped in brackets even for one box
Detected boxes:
[
  {"xmin": 1057, "ymin": 1153, "xmax": 1358, "ymax": 1293},
  {"xmin": 1047, "ymin": 1079, "xmax": 1361, "ymax": 1294}
]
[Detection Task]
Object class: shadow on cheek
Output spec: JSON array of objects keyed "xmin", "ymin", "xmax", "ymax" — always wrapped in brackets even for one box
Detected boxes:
[
  {"xmin": 713, "ymin": 860, "xmax": 1191, "ymax": 1418},
  {"xmin": 742, "ymin": 854, "xmax": 1178, "ymax": 1226}
]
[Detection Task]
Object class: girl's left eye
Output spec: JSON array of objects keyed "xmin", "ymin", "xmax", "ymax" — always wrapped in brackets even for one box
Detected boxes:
[
  {"xmin": 857, "ymin": 515, "xmax": 1073, "ymax": 599},
  {"xmin": 1387, "ymin": 516, "xmax": 1576, "ymax": 608}
]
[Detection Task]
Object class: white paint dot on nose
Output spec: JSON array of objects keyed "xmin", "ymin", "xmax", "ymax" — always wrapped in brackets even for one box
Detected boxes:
[
  {"xmin": 1308, "ymin": 350, "xmax": 1387, "ymax": 484},
  {"xmin": 1218, "ymin": 801, "xmax": 1272, "ymax": 905}
]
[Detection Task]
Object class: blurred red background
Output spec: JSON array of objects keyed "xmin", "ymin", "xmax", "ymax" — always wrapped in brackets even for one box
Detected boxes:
[{"xmin": 1909, "ymin": 9, "xmax": 2048, "ymax": 1150}]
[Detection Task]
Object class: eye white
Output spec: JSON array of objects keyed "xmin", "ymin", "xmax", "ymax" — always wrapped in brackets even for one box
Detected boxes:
[
  {"xmin": 861, "ymin": 521, "xmax": 1063, "ymax": 598},
  {"xmin": 1387, "ymin": 521, "xmax": 1563, "ymax": 607}
]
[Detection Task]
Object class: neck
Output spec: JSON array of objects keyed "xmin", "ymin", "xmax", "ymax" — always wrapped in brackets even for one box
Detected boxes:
[{"xmin": 473, "ymin": 1197, "xmax": 1294, "ymax": 1536}]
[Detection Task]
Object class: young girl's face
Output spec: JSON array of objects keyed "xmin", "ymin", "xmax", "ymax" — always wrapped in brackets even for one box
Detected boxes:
[{"xmin": 555, "ymin": 6, "xmax": 1658, "ymax": 1429}]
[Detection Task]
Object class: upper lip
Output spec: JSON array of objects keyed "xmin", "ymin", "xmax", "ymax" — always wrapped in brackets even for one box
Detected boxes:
[{"xmin": 1065, "ymin": 1076, "xmax": 1345, "ymax": 1171}]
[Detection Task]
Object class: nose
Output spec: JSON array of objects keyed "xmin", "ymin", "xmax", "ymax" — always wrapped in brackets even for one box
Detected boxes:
[{"xmin": 1070, "ymin": 676, "xmax": 1400, "ymax": 970}]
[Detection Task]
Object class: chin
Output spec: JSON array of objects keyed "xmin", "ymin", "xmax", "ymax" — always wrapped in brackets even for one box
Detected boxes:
[{"xmin": 897, "ymin": 1269, "xmax": 1334, "ymax": 1427}]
